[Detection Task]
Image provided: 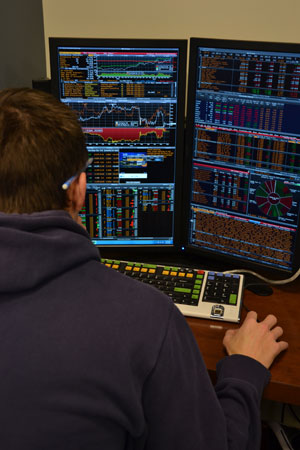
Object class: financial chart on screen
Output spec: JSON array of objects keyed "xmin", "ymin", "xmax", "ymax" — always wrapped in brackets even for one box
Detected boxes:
[
  {"xmin": 51, "ymin": 39, "xmax": 186, "ymax": 247},
  {"xmin": 185, "ymin": 39, "xmax": 300, "ymax": 273}
]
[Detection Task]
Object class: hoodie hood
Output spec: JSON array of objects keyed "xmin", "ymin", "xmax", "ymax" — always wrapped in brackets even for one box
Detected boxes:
[{"xmin": 0, "ymin": 210, "xmax": 100, "ymax": 293}]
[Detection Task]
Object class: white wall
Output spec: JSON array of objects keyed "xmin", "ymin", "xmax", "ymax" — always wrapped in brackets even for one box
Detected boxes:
[{"xmin": 43, "ymin": 0, "xmax": 300, "ymax": 76}]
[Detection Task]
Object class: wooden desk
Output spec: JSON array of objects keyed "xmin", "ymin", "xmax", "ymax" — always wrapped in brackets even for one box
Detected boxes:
[{"xmin": 187, "ymin": 277, "xmax": 300, "ymax": 405}]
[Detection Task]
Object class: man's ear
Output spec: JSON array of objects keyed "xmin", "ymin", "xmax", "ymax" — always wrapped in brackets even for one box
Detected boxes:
[{"xmin": 66, "ymin": 172, "xmax": 86, "ymax": 216}]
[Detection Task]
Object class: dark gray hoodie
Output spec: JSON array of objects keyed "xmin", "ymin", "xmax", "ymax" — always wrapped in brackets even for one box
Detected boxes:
[{"xmin": 0, "ymin": 210, "xmax": 269, "ymax": 449}]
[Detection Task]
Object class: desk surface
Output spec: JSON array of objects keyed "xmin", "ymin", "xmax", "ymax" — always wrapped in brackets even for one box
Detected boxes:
[{"xmin": 187, "ymin": 277, "xmax": 300, "ymax": 405}]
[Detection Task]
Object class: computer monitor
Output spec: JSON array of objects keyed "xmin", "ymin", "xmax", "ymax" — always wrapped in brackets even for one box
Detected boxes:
[
  {"xmin": 183, "ymin": 37, "xmax": 300, "ymax": 277},
  {"xmin": 49, "ymin": 37, "xmax": 187, "ymax": 255}
]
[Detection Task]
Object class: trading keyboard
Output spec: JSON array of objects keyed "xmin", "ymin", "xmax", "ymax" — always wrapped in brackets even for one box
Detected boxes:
[{"xmin": 102, "ymin": 258, "xmax": 244, "ymax": 322}]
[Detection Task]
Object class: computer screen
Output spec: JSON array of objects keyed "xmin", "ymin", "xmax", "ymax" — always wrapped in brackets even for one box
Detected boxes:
[
  {"xmin": 184, "ymin": 38, "xmax": 300, "ymax": 276},
  {"xmin": 49, "ymin": 38, "xmax": 187, "ymax": 251}
]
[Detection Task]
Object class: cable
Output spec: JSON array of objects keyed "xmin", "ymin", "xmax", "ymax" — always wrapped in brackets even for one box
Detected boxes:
[
  {"xmin": 288, "ymin": 405, "xmax": 300, "ymax": 425},
  {"xmin": 281, "ymin": 403, "xmax": 287, "ymax": 424},
  {"xmin": 223, "ymin": 266, "xmax": 300, "ymax": 286},
  {"xmin": 242, "ymin": 303, "xmax": 250, "ymax": 313}
]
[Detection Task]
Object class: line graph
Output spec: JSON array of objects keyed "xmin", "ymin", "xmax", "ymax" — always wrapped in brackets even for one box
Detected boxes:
[
  {"xmin": 98, "ymin": 72, "xmax": 172, "ymax": 81},
  {"xmin": 69, "ymin": 102, "xmax": 176, "ymax": 128},
  {"xmin": 83, "ymin": 127, "xmax": 174, "ymax": 146},
  {"xmin": 95, "ymin": 55, "xmax": 176, "ymax": 81},
  {"xmin": 58, "ymin": 49, "xmax": 179, "ymax": 84},
  {"xmin": 96, "ymin": 54, "xmax": 175, "ymax": 71}
]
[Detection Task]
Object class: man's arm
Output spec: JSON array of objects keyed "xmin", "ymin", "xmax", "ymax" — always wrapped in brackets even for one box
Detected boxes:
[{"xmin": 142, "ymin": 307, "xmax": 287, "ymax": 450}]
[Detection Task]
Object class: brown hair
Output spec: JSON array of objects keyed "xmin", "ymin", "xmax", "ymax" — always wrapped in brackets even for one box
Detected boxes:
[{"xmin": 0, "ymin": 88, "xmax": 88, "ymax": 213}]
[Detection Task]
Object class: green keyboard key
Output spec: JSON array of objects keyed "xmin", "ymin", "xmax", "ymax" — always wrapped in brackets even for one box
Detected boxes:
[
  {"xmin": 174, "ymin": 287, "xmax": 192, "ymax": 294},
  {"xmin": 229, "ymin": 294, "xmax": 237, "ymax": 305}
]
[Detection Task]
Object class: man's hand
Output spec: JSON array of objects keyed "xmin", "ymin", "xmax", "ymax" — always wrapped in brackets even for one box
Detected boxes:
[{"xmin": 223, "ymin": 311, "xmax": 288, "ymax": 369}]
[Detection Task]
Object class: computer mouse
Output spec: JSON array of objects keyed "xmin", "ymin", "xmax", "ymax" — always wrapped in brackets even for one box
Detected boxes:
[{"xmin": 245, "ymin": 283, "xmax": 273, "ymax": 296}]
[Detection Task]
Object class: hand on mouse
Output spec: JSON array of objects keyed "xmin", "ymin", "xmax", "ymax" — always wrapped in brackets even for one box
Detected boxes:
[{"xmin": 223, "ymin": 311, "xmax": 288, "ymax": 369}]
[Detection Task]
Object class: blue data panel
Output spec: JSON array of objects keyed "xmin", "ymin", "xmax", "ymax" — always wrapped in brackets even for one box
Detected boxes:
[{"xmin": 185, "ymin": 39, "xmax": 300, "ymax": 274}]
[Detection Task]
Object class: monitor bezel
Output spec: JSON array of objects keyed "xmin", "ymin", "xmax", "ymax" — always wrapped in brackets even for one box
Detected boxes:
[
  {"xmin": 182, "ymin": 37, "xmax": 300, "ymax": 278},
  {"xmin": 49, "ymin": 37, "xmax": 187, "ymax": 259}
]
